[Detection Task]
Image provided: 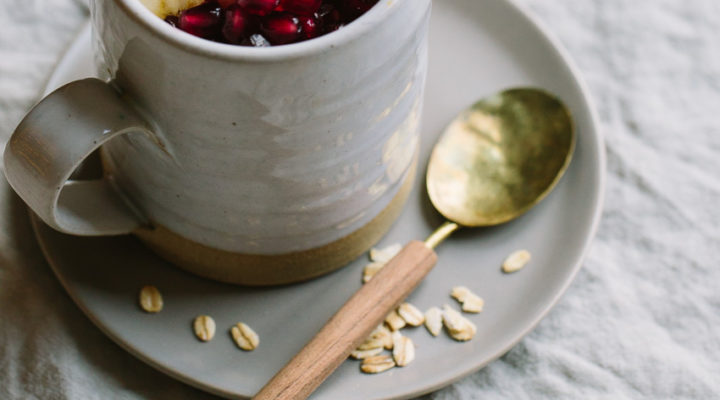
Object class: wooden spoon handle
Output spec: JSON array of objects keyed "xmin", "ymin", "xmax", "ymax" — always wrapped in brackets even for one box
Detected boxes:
[{"xmin": 253, "ymin": 240, "xmax": 438, "ymax": 400}]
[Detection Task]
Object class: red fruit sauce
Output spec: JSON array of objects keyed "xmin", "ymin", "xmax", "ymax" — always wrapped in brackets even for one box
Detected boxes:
[{"xmin": 167, "ymin": 0, "xmax": 379, "ymax": 46}]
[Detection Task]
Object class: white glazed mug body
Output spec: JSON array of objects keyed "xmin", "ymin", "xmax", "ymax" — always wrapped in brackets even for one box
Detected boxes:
[{"xmin": 4, "ymin": 0, "xmax": 431, "ymax": 284}]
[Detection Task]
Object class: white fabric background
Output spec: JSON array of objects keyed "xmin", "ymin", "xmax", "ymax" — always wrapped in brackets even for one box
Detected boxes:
[{"xmin": 1, "ymin": 0, "xmax": 718, "ymax": 399}]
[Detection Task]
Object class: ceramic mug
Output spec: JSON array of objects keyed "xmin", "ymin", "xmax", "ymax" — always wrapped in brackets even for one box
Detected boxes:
[{"xmin": 4, "ymin": 0, "xmax": 430, "ymax": 285}]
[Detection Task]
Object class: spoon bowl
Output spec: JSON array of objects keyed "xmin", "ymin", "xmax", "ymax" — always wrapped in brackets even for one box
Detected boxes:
[{"xmin": 427, "ymin": 88, "xmax": 575, "ymax": 227}]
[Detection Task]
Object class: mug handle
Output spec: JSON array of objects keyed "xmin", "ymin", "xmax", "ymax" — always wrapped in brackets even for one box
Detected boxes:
[{"xmin": 3, "ymin": 78, "xmax": 152, "ymax": 236}]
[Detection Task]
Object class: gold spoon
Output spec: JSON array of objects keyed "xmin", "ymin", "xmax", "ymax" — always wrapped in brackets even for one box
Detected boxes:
[{"xmin": 254, "ymin": 88, "xmax": 575, "ymax": 400}]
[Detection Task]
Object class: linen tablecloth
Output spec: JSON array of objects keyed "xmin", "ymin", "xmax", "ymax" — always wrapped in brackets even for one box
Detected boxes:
[{"xmin": 1, "ymin": 0, "xmax": 718, "ymax": 398}]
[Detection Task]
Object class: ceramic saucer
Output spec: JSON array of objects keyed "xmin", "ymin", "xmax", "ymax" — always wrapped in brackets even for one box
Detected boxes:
[{"xmin": 33, "ymin": 0, "xmax": 605, "ymax": 398}]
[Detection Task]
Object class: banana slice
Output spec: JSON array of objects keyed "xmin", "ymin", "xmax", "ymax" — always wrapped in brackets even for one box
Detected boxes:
[{"xmin": 138, "ymin": 0, "xmax": 204, "ymax": 18}]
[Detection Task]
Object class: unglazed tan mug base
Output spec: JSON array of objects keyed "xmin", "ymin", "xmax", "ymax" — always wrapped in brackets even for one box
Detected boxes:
[{"xmin": 132, "ymin": 162, "xmax": 416, "ymax": 286}]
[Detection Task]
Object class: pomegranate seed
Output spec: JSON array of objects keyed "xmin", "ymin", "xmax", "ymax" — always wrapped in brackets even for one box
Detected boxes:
[
  {"xmin": 222, "ymin": 5, "xmax": 253, "ymax": 43},
  {"xmin": 347, "ymin": 0, "xmax": 377, "ymax": 12},
  {"xmin": 277, "ymin": 0, "xmax": 322, "ymax": 17},
  {"xmin": 260, "ymin": 13, "xmax": 302, "ymax": 45},
  {"xmin": 298, "ymin": 16, "xmax": 319, "ymax": 39},
  {"xmin": 179, "ymin": 2, "xmax": 223, "ymax": 39},
  {"xmin": 236, "ymin": 0, "xmax": 279, "ymax": 16},
  {"xmin": 315, "ymin": 3, "xmax": 341, "ymax": 33},
  {"xmin": 341, "ymin": 0, "xmax": 377, "ymax": 21},
  {"xmin": 218, "ymin": 0, "xmax": 236, "ymax": 7}
]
